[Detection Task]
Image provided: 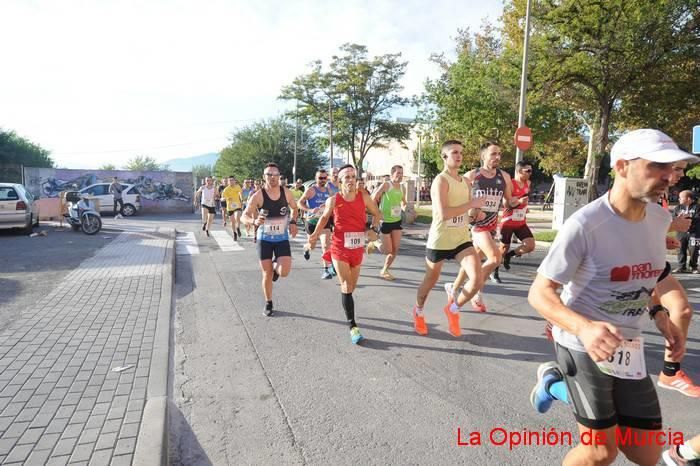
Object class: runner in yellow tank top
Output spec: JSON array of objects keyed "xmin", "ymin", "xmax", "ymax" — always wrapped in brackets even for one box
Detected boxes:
[{"xmin": 411, "ymin": 140, "xmax": 487, "ymax": 338}]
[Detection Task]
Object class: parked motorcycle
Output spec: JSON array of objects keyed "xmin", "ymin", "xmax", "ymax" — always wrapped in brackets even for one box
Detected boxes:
[{"xmin": 64, "ymin": 191, "xmax": 102, "ymax": 235}]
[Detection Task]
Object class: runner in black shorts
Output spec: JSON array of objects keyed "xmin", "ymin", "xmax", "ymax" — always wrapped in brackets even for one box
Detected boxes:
[
  {"xmin": 527, "ymin": 129, "xmax": 695, "ymax": 466},
  {"xmin": 499, "ymin": 161, "xmax": 535, "ymax": 275}
]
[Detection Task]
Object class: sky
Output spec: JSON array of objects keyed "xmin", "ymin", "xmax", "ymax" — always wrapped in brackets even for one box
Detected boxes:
[{"xmin": 1, "ymin": 0, "xmax": 504, "ymax": 169}]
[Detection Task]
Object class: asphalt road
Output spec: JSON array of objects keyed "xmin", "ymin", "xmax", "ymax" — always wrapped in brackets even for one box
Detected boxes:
[{"xmin": 164, "ymin": 213, "xmax": 700, "ymax": 466}]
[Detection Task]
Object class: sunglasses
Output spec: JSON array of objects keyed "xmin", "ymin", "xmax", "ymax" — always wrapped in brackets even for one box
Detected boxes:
[
  {"xmin": 521, "ymin": 169, "xmax": 532, "ymax": 173},
  {"xmin": 317, "ymin": 177, "xmax": 328, "ymax": 180},
  {"xmin": 264, "ymin": 173, "xmax": 280, "ymax": 177}
]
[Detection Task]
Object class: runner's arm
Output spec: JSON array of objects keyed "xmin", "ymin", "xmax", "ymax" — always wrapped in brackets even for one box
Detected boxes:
[
  {"xmin": 286, "ymin": 189, "xmax": 298, "ymax": 223},
  {"xmin": 362, "ymin": 190, "xmax": 383, "ymax": 230},
  {"xmin": 434, "ymin": 175, "xmax": 485, "ymax": 220},
  {"xmin": 297, "ymin": 188, "xmax": 315, "ymax": 213},
  {"xmin": 371, "ymin": 182, "xmax": 388, "ymax": 205},
  {"xmin": 309, "ymin": 196, "xmax": 335, "ymax": 241}
]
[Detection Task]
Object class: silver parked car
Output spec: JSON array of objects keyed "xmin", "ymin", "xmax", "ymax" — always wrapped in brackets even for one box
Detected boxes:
[{"xmin": 0, "ymin": 183, "xmax": 40, "ymax": 234}]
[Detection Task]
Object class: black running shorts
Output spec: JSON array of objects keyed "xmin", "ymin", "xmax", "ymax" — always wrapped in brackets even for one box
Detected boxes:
[
  {"xmin": 555, "ymin": 343, "xmax": 662, "ymax": 430},
  {"xmin": 256, "ymin": 240, "xmax": 291, "ymax": 261},
  {"xmin": 426, "ymin": 241, "xmax": 474, "ymax": 264},
  {"xmin": 202, "ymin": 205, "xmax": 216, "ymax": 214},
  {"xmin": 380, "ymin": 220, "xmax": 403, "ymax": 234},
  {"xmin": 227, "ymin": 209, "xmax": 242, "ymax": 216},
  {"xmin": 500, "ymin": 224, "xmax": 533, "ymax": 245}
]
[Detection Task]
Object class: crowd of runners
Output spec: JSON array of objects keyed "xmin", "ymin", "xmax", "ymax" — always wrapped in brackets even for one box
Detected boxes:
[{"xmin": 195, "ymin": 129, "xmax": 699, "ymax": 466}]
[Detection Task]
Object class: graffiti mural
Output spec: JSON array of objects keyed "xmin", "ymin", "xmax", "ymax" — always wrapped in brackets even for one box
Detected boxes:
[{"xmin": 23, "ymin": 167, "xmax": 195, "ymax": 213}]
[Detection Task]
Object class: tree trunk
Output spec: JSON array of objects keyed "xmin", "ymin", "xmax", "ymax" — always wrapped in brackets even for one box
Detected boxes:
[{"xmin": 588, "ymin": 100, "xmax": 612, "ymax": 201}]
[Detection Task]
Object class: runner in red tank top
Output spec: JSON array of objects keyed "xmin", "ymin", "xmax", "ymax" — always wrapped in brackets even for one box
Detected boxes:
[
  {"xmin": 500, "ymin": 160, "xmax": 536, "ymax": 272},
  {"xmin": 306, "ymin": 164, "xmax": 382, "ymax": 344}
]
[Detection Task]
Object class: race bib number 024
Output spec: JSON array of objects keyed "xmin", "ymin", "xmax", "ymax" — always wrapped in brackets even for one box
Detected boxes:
[
  {"xmin": 596, "ymin": 337, "xmax": 646, "ymax": 380},
  {"xmin": 344, "ymin": 232, "xmax": 365, "ymax": 249}
]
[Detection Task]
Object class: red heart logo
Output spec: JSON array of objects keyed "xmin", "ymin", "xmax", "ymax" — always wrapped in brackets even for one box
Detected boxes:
[{"xmin": 610, "ymin": 266, "xmax": 631, "ymax": 282}]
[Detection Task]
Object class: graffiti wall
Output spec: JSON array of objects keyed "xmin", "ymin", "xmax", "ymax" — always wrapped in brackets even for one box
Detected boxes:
[{"xmin": 23, "ymin": 167, "xmax": 194, "ymax": 213}]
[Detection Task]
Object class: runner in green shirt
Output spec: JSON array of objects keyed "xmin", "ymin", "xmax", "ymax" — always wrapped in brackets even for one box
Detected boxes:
[{"xmin": 368, "ymin": 165, "xmax": 407, "ymax": 280}]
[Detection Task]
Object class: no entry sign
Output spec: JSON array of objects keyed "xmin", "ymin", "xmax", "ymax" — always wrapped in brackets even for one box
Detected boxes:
[{"xmin": 514, "ymin": 126, "xmax": 533, "ymax": 151}]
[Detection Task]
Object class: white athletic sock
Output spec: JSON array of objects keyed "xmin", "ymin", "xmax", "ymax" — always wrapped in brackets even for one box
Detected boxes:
[
  {"xmin": 679, "ymin": 442, "xmax": 700, "ymax": 460},
  {"xmin": 449, "ymin": 302, "xmax": 460, "ymax": 313},
  {"xmin": 413, "ymin": 306, "xmax": 424, "ymax": 316}
]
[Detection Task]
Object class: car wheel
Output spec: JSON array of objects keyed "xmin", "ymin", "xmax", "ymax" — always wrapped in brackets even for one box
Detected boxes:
[{"xmin": 121, "ymin": 203, "xmax": 136, "ymax": 217}]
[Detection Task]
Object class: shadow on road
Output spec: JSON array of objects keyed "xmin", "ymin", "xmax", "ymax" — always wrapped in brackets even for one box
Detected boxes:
[{"xmin": 168, "ymin": 402, "xmax": 213, "ymax": 466}]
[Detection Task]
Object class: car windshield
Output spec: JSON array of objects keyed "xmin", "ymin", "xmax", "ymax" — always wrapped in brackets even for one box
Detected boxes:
[{"xmin": 0, "ymin": 187, "xmax": 19, "ymax": 201}]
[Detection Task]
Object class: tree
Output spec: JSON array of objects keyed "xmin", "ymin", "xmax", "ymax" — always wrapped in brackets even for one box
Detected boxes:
[
  {"xmin": 280, "ymin": 43, "xmax": 412, "ymax": 176},
  {"xmin": 124, "ymin": 155, "xmax": 168, "ymax": 171},
  {"xmin": 216, "ymin": 117, "xmax": 325, "ymax": 182},
  {"xmin": 192, "ymin": 164, "xmax": 213, "ymax": 185},
  {"xmin": 503, "ymin": 0, "xmax": 700, "ymax": 197},
  {"xmin": 98, "ymin": 163, "xmax": 116, "ymax": 170},
  {"xmin": 0, "ymin": 129, "xmax": 53, "ymax": 167}
]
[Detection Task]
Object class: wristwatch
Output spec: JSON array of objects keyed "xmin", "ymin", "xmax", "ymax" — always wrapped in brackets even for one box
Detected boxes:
[{"xmin": 648, "ymin": 304, "xmax": 669, "ymax": 320}]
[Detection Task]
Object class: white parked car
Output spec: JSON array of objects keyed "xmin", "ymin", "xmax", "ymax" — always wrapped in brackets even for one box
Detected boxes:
[
  {"xmin": 79, "ymin": 183, "xmax": 142, "ymax": 217},
  {"xmin": 0, "ymin": 183, "xmax": 40, "ymax": 234}
]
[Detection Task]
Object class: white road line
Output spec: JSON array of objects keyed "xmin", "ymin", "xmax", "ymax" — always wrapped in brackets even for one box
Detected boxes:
[
  {"xmin": 211, "ymin": 230, "xmax": 244, "ymax": 251},
  {"xmin": 176, "ymin": 232, "xmax": 200, "ymax": 255},
  {"xmin": 686, "ymin": 287, "xmax": 700, "ymax": 293}
]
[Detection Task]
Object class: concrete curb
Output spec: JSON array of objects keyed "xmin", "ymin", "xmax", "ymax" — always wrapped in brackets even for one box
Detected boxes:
[{"xmin": 133, "ymin": 227, "xmax": 176, "ymax": 466}]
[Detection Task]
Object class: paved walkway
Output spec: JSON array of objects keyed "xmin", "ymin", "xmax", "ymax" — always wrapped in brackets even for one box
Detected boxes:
[{"xmin": 0, "ymin": 230, "xmax": 173, "ymax": 465}]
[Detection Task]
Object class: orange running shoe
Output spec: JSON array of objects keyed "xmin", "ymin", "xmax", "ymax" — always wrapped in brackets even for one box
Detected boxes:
[
  {"xmin": 471, "ymin": 291, "xmax": 487, "ymax": 312},
  {"xmin": 413, "ymin": 307, "xmax": 428, "ymax": 335},
  {"xmin": 443, "ymin": 304, "xmax": 461, "ymax": 337},
  {"xmin": 657, "ymin": 370, "xmax": 700, "ymax": 398}
]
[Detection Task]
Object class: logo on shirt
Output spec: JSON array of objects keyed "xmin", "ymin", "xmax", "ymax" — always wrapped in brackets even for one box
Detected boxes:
[
  {"xmin": 610, "ymin": 263, "xmax": 663, "ymax": 282},
  {"xmin": 600, "ymin": 287, "xmax": 654, "ymax": 316},
  {"xmin": 280, "ymin": 206, "xmax": 288, "ymax": 216}
]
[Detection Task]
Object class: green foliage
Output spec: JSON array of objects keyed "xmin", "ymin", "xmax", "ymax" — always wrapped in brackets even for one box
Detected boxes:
[
  {"xmin": 533, "ymin": 229, "xmax": 558, "ymax": 242},
  {"xmin": 0, "ymin": 129, "xmax": 53, "ymax": 168},
  {"xmin": 685, "ymin": 165, "xmax": 700, "ymax": 180},
  {"xmin": 98, "ymin": 163, "xmax": 116, "ymax": 170},
  {"xmin": 215, "ymin": 117, "xmax": 325, "ymax": 182},
  {"xmin": 124, "ymin": 155, "xmax": 168, "ymax": 171},
  {"xmin": 192, "ymin": 164, "xmax": 213, "ymax": 184},
  {"xmin": 280, "ymin": 43, "xmax": 412, "ymax": 176}
]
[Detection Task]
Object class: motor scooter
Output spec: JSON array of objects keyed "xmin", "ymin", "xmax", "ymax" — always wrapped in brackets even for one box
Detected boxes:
[{"xmin": 64, "ymin": 191, "xmax": 102, "ymax": 235}]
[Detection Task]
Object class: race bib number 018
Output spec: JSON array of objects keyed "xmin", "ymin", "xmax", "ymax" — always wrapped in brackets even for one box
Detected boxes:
[
  {"xmin": 344, "ymin": 232, "xmax": 365, "ymax": 249},
  {"xmin": 264, "ymin": 218, "xmax": 286, "ymax": 236},
  {"xmin": 512, "ymin": 208, "xmax": 526, "ymax": 221},
  {"xmin": 447, "ymin": 214, "xmax": 466, "ymax": 229},
  {"xmin": 596, "ymin": 337, "xmax": 646, "ymax": 380}
]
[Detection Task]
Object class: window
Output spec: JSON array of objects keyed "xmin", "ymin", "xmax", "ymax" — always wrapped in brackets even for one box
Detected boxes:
[
  {"xmin": 85, "ymin": 184, "xmax": 108, "ymax": 196},
  {"xmin": 127, "ymin": 186, "xmax": 140, "ymax": 195},
  {"xmin": 0, "ymin": 187, "xmax": 19, "ymax": 201}
]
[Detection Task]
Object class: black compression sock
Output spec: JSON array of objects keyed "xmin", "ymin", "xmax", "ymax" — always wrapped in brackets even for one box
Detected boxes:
[
  {"xmin": 341, "ymin": 293, "xmax": 356, "ymax": 328},
  {"xmin": 663, "ymin": 361, "xmax": 681, "ymax": 377},
  {"xmin": 506, "ymin": 250, "xmax": 517, "ymax": 258}
]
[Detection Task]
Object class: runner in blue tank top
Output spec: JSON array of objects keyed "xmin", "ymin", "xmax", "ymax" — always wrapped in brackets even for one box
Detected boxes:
[{"xmin": 299, "ymin": 169, "xmax": 336, "ymax": 279}]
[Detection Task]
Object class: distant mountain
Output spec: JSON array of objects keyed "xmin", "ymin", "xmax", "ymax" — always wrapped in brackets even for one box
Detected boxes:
[{"xmin": 163, "ymin": 152, "xmax": 219, "ymax": 172}]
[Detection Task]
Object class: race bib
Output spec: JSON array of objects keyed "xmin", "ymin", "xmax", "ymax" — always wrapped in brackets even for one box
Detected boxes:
[
  {"xmin": 228, "ymin": 202, "xmax": 240, "ymax": 210},
  {"xmin": 344, "ymin": 232, "xmax": 365, "ymax": 249},
  {"xmin": 512, "ymin": 208, "xmax": 526, "ymax": 221},
  {"xmin": 691, "ymin": 237, "xmax": 700, "ymax": 247},
  {"xmin": 596, "ymin": 337, "xmax": 646, "ymax": 380},
  {"xmin": 447, "ymin": 214, "xmax": 466, "ymax": 229},
  {"xmin": 481, "ymin": 195, "xmax": 501, "ymax": 213},
  {"xmin": 391, "ymin": 206, "xmax": 401, "ymax": 218},
  {"xmin": 264, "ymin": 218, "xmax": 286, "ymax": 236}
]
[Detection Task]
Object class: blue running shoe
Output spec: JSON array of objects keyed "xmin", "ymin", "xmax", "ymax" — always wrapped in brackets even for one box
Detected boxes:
[
  {"xmin": 321, "ymin": 268, "xmax": 333, "ymax": 280},
  {"xmin": 350, "ymin": 327, "xmax": 364, "ymax": 344},
  {"xmin": 530, "ymin": 361, "xmax": 563, "ymax": 414}
]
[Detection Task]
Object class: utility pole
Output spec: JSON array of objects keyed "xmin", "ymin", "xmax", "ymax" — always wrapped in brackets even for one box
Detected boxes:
[
  {"xmin": 329, "ymin": 99, "xmax": 334, "ymax": 169},
  {"xmin": 515, "ymin": 0, "xmax": 532, "ymax": 165},
  {"xmin": 293, "ymin": 102, "xmax": 298, "ymax": 181},
  {"xmin": 415, "ymin": 133, "xmax": 422, "ymax": 207}
]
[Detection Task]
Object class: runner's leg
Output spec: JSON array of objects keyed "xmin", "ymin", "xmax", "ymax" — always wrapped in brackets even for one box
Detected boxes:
[
  {"xmin": 454, "ymin": 247, "xmax": 483, "ymax": 307},
  {"xmin": 563, "ymin": 424, "xmax": 619, "ymax": 466}
]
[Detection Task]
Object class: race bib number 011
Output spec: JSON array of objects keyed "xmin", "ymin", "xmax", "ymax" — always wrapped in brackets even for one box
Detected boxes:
[
  {"xmin": 264, "ymin": 218, "xmax": 286, "ymax": 236},
  {"xmin": 596, "ymin": 337, "xmax": 646, "ymax": 380},
  {"xmin": 344, "ymin": 232, "xmax": 364, "ymax": 249},
  {"xmin": 447, "ymin": 214, "xmax": 466, "ymax": 229}
]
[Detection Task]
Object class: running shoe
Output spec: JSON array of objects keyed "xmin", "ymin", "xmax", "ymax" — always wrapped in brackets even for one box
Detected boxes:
[
  {"xmin": 321, "ymin": 268, "xmax": 333, "ymax": 280},
  {"xmin": 223, "ymin": 221, "xmax": 227, "ymax": 227},
  {"xmin": 366, "ymin": 241, "xmax": 377, "ymax": 255},
  {"xmin": 233, "ymin": 232, "xmax": 238, "ymax": 241},
  {"xmin": 530, "ymin": 361, "xmax": 563, "ymax": 414},
  {"xmin": 657, "ymin": 370, "xmax": 700, "ymax": 398},
  {"xmin": 205, "ymin": 229, "xmax": 210, "ymax": 237},
  {"xmin": 263, "ymin": 302, "xmax": 274, "ymax": 317},
  {"xmin": 330, "ymin": 264, "xmax": 337, "ymax": 276},
  {"xmin": 444, "ymin": 283, "xmax": 457, "ymax": 306},
  {"xmin": 272, "ymin": 260, "xmax": 279, "ymax": 282},
  {"xmin": 380, "ymin": 269, "xmax": 395, "ymax": 281},
  {"xmin": 202, "ymin": 223, "xmax": 206, "ymax": 231},
  {"xmin": 471, "ymin": 291, "xmax": 487, "ymax": 312},
  {"xmin": 502, "ymin": 252, "xmax": 512, "ymax": 270},
  {"xmin": 303, "ymin": 249, "xmax": 311, "ymax": 261},
  {"xmin": 673, "ymin": 266, "xmax": 689, "ymax": 273},
  {"xmin": 489, "ymin": 270, "xmax": 502, "ymax": 284},
  {"xmin": 443, "ymin": 304, "xmax": 461, "ymax": 337},
  {"xmin": 350, "ymin": 327, "xmax": 364, "ymax": 344},
  {"xmin": 693, "ymin": 268, "xmax": 700, "ymax": 274},
  {"xmin": 663, "ymin": 445, "xmax": 700, "ymax": 465},
  {"xmin": 412, "ymin": 306, "xmax": 428, "ymax": 336}
]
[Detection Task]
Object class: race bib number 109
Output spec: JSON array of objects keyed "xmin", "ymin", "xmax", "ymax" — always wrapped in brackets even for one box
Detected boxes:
[{"xmin": 344, "ymin": 232, "xmax": 365, "ymax": 249}]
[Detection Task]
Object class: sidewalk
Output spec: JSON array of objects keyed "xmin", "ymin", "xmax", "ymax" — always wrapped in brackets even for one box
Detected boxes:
[{"xmin": 0, "ymin": 229, "xmax": 174, "ymax": 465}]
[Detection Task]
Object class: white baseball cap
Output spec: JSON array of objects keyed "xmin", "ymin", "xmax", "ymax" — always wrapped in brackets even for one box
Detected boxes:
[{"xmin": 610, "ymin": 129, "xmax": 699, "ymax": 167}]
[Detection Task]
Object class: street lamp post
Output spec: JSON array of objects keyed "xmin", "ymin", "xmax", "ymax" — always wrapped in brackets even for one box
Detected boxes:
[
  {"xmin": 515, "ymin": 0, "xmax": 532, "ymax": 165},
  {"xmin": 328, "ymin": 99, "xmax": 334, "ymax": 169},
  {"xmin": 415, "ymin": 133, "xmax": 422, "ymax": 207},
  {"xmin": 293, "ymin": 102, "xmax": 298, "ymax": 181}
]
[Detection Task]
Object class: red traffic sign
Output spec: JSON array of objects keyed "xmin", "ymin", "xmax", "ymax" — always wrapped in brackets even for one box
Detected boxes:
[{"xmin": 514, "ymin": 126, "xmax": 533, "ymax": 151}]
